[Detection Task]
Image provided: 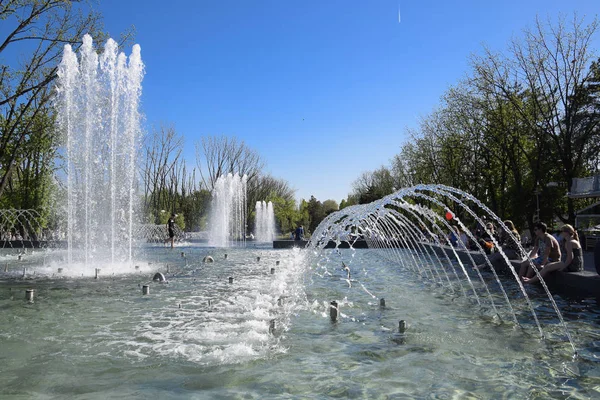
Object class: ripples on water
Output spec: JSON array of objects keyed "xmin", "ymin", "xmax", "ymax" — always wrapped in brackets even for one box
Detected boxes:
[{"xmin": 0, "ymin": 245, "xmax": 598, "ymax": 398}]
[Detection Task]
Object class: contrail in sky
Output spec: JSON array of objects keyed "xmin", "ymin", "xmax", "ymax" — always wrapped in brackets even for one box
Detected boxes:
[{"xmin": 398, "ymin": 3, "xmax": 401, "ymax": 23}]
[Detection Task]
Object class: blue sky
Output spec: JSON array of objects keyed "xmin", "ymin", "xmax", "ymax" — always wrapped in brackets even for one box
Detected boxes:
[{"xmin": 95, "ymin": 0, "xmax": 599, "ymax": 204}]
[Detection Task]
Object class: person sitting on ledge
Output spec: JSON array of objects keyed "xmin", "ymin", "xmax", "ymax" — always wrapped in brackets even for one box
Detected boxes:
[
  {"xmin": 476, "ymin": 220, "xmax": 521, "ymax": 269},
  {"xmin": 523, "ymin": 224, "xmax": 583, "ymax": 284},
  {"xmin": 498, "ymin": 220, "xmax": 521, "ymax": 260},
  {"xmin": 457, "ymin": 226, "xmax": 469, "ymax": 250},
  {"xmin": 478, "ymin": 222, "xmax": 498, "ymax": 254},
  {"xmin": 448, "ymin": 226, "xmax": 459, "ymax": 247},
  {"xmin": 519, "ymin": 221, "xmax": 561, "ymax": 280}
]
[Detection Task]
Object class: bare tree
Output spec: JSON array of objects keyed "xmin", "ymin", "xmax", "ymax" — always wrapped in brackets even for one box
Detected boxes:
[
  {"xmin": 247, "ymin": 174, "xmax": 295, "ymax": 204},
  {"xmin": 195, "ymin": 135, "xmax": 264, "ymax": 191},
  {"xmin": 141, "ymin": 123, "xmax": 184, "ymax": 222}
]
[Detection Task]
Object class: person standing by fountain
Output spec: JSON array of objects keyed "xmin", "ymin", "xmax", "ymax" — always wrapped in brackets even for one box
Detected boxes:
[
  {"xmin": 294, "ymin": 225, "xmax": 304, "ymax": 241},
  {"xmin": 523, "ymin": 224, "xmax": 583, "ymax": 284},
  {"xmin": 165, "ymin": 213, "xmax": 176, "ymax": 248}
]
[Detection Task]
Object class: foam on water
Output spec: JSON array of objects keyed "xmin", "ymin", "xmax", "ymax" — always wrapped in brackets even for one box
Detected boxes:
[{"xmin": 0, "ymin": 245, "xmax": 599, "ymax": 397}]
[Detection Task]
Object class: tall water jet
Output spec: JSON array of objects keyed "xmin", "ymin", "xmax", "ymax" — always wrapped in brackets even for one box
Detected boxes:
[
  {"xmin": 255, "ymin": 201, "xmax": 275, "ymax": 242},
  {"xmin": 208, "ymin": 174, "xmax": 247, "ymax": 247},
  {"xmin": 56, "ymin": 35, "xmax": 144, "ymax": 267}
]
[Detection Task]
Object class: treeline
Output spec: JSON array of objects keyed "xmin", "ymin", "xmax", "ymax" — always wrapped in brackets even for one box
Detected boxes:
[
  {"xmin": 0, "ymin": 1, "xmax": 124, "ymax": 232},
  {"xmin": 0, "ymin": 2, "xmax": 339, "ymax": 237},
  {"xmin": 346, "ymin": 15, "xmax": 600, "ymax": 233},
  {"xmin": 142, "ymin": 125, "xmax": 339, "ymax": 236}
]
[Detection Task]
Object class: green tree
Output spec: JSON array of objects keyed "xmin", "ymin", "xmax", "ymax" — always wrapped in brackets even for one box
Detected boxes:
[
  {"xmin": 322, "ymin": 199, "xmax": 339, "ymax": 215},
  {"xmin": 271, "ymin": 196, "xmax": 298, "ymax": 236},
  {"xmin": 0, "ymin": 1, "xmax": 130, "ymax": 202},
  {"xmin": 472, "ymin": 14, "xmax": 600, "ymax": 225},
  {"xmin": 351, "ymin": 166, "xmax": 395, "ymax": 204}
]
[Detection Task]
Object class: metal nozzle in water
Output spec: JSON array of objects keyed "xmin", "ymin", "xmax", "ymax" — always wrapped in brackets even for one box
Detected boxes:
[
  {"xmin": 142, "ymin": 285, "xmax": 149, "ymax": 295},
  {"xmin": 380, "ymin": 298, "xmax": 386, "ymax": 308},
  {"xmin": 228, "ymin": 277, "xmax": 234, "ymax": 284},
  {"xmin": 270, "ymin": 268, "xmax": 275, "ymax": 275},
  {"xmin": 95, "ymin": 268, "xmax": 100, "ymax": 279},
  {"xmin": 330, "ymin": 300, "xmax": 338, "ymax": 322},
  {"xmin": 25, "ymin": 289, "xmax": 34, "ymax": 302},
  {"xmin": 276, "ymin": 260, "xmax": 280, "ymax": 266},
  {"xmin": 256, "ymin": 256, "xmax": 261, "ymax": 262},
  {"xmin": 399, "ymin": 320, "xmax": 407, "ymax": 333},
  {"xmin": 269, "ymin": 319, "xmax": 275, "ymax": 334}
]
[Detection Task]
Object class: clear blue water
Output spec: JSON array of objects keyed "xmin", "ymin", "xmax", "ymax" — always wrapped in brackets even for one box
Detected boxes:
[{"xmin": 0, "ymin": 244, "xmax": 599, "ymax": 398}]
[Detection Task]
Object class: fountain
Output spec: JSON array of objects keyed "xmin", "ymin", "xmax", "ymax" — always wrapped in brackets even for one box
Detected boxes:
[
  {"xmin": 208, "ymin": 173, "xmax": 247, "ymax": 247},
  {"xmin": 0, "ymin": 184, "xmax": 599, "ymax": 397},
  {"xmin": 307, "ymin": 184, "xmax": 578, "ymax": 353},
  {"xmin": 254, "ymin": 200, "xmax": 275, "ymax": 242},
  {"xmin": 1, "ymin": 35, "xmax": 598, "ymax": 396},
  {"xmin": 55, "ymin": 34, "xmax": 144, "ymax": 267},
  {"xmin": 0, "ymin": 209, "xmax": 49, "ymax": 248}
]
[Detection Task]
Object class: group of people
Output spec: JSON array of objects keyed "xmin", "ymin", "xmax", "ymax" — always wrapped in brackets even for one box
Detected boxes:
[
  {"xmin": 446, "ymin": 219, "xmax": 585, "ymax": 282},
  {"xmin": 447, "ymin": 219, "xmax": 521, "ymax": 257},
  {"xmin": 518, "ymin": 221, "xmax": 584, "ymax": 283}
]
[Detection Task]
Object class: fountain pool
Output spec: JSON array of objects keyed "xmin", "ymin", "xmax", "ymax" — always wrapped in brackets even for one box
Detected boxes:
[{"xmin": 0, "ymin": 244, "xmax": 599, "ymax": 398}]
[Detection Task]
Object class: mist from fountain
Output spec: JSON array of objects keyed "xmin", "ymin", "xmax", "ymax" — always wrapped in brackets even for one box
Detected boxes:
[
  {"xmin": 55, "ymin": 35, "xmax": 144, "ymax": 267},
  {"xmin": 208, "ymin": 174, "xmax": 248, "ymax": 247},
  {"xmin": 307, "ymin": 184, "xmax": 577, "ymax": 357},
  {"xmin": 255, "ymin": 201, "xmax": 275, "ymax": 242}
]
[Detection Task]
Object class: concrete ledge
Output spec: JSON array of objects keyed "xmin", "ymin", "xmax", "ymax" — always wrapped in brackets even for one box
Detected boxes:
[
  {"xmin": 509, "ymin": 259, "xmax": 599, "ymax": 299},
  {"xmin": 432, "ymin": 245, "xmax": 600, "ymax": 299},
  {"xmin": 427, "ymin": 244, "xmax": 488, "ymax": 265},
  {"xmin": 0, "ymin": 240, "xmax": 67, "ymax": 248},
  {"xmin": 544, "ymin": 271, "xmax": 600, "ymax": 299},
  {"xmin": 273, "ymin": 240, "xmax": 308, "ymax": 249}
]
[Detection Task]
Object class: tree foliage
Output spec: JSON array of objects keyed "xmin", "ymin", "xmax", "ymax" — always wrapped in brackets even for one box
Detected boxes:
[
  {"xmin": 0, "ymin": 1, "xmax": 126, "ymax": 201},
  {"xmin": 345, "ymin": 14, "xmax": 600, "ymax": 232}
]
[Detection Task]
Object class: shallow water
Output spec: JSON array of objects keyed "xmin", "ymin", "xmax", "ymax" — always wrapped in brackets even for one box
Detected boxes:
[{"xmin": 0, "ymin": 244, "xmax": 599, "ymax": 399}]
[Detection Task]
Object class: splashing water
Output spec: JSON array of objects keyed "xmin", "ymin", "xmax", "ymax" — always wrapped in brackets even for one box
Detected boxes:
[
  {"xmin": 55, "ymin": 35, "xmax": 144, "ymax": 268},
  {"xmin": 307, "ymin": 184, "xmax": 578, "ymax": 356},
  {"xmin": 209, "ymin": 174, "xmax": 248, "ymax": 247},
  {"xmin": 255, "ymin": 201, "xmax": 275, "ymax": 242}
]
